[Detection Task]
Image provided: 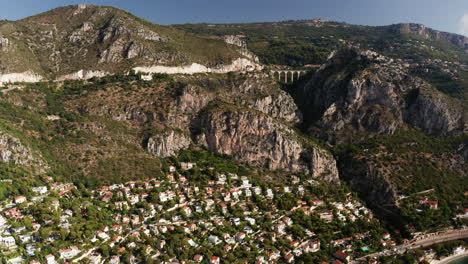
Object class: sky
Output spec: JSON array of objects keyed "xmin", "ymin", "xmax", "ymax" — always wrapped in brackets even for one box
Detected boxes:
[{"xmin": 1, "ymin": 0, "xmax": 467, "ymax": 36}]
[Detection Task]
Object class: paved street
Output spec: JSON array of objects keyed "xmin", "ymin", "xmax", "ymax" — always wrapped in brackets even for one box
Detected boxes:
[{"xmin": 353, "ymin": 228, "xmax": 468, "ymax": 263}]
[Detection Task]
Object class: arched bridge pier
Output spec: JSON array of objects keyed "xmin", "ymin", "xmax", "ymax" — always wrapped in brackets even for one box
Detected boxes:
[{"xmin": 270, "ymin": 70, "xmax": 307, "ymax": 84}]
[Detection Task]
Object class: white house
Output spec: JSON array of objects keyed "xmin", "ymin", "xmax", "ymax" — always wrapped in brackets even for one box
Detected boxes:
[
  {"xmin": 185, "ymin": 238, "xmax": 199, "ymax": 247},
  {"xmin": 210, "ymin": 256, "xmax": 220, "ymax": 264},
  {"xmin": 208, "ymin": 235, "xmax": 221, "ymax": 245},
  {"xmin": 14, "ymin": 196, "xmax": 27, "ymax": 204},
  {"xmin": 45, "ymin": 254, "xmax": 57, "ymax": 264},
  {"xmin": 59, "ymin": 246, "xmax": 81, "ymax": 259},
  {"xmin": 181, "ymin": 162, "xmax": 195, "ymax": 170},
  {"xmin": 0, "ymin": 236, "xmax": 16, "ymax": 248},
  {"xmin": 245, "ymin": 217, "xmax": 256, "ymax": 226},
  {"xmin": 0, "ymin": 215, "xmax": 7, "ymax": 227},
  {"xmin": 109, "ymin": 255, "xmax": 120, "ymax": 264},
  {"xmin": 32, "ymin": 186, "xmax": 48, "ymax": 195}
]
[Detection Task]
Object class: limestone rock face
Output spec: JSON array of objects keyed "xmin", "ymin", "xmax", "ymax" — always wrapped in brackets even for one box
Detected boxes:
[
  {"xmin": 299, "ymin": 48, "xmax": 466, "ymax": 144},
  {"xmin": 126, "ymin": 42, "xmax": 144, "ymax": 59},
  {"xmin": 0, "ymin": 5, "xmax": 257, "ymax": 82},
  {"xmin": 404, "ymin": 88, "xmax": 466, "ymax": 136},
  {"xmin": 223, "ymin": 35, "xmax": 245, "ymax": 47},
  {"xmin": 0, "ymin": 130, "xmax": 46, "ymax": 171},
  {"xmin": 234, "ymin": 73, "xmax": 301, "ymax": 123},
  {"xmin": 147, "ymin": 130, "xmax": 191, "ymax": 158},
  {"xmin": 0, "ymin": 71, "xmax": 43, "ymax": 86},
  {"xmin": 0, "ymin": 36, "xmax": 10, "ymax": 51},
  {"xmin": 133, "ymin": 58, "xmax": 263, "ymax": 75},
  {"xmin": 166, "ymin": 73, "xmax": 300, "ymax": 129},
  {"xmin": 57, "ymin": 70, "xmax": 108, "ymax": 81},
  {"xmin": 389, "ymin": 23, "xmax": 468, "ymax": 51},
  {"xmin": 249, "ymin": 93, "xmax": 302, "ymax": 123},
  {"xmin": 137, "ymin": 29, "xmax": 162, "ymax": 41},
  {"xmin": 99, "ymin": 38, "xmax": 128, "ymax": 63},
  {"xmin": 193, "ymin": 106, "xmax": 338, "ymax": 181},
  {"xmin": 166, "ymin": 84, "xmax": 215, "ymax": 129}
]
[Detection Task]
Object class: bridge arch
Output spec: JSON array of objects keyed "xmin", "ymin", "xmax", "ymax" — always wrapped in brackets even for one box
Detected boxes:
[{"xmin": 270, "ymin": 70, "xmax": 307, "ymax": 83}]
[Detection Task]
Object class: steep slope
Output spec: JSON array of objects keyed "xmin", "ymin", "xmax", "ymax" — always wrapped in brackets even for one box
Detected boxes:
[
  {"xmin": 335, "ymin": 130, "xmax": 467, "ymax": 229},
  {"xmin": 0, "ymin": 71, "xmax": 338, "ymax": 183},
  {"xmin": 297, "ymin": 48, "xmax": 466, "ymax": 144},
  {"xmin": 176, "ymin": 20, "xmax": 468, "ymax": 65},
  {"xmin": 291, "ymin": 48, "xmax": 467, "ymax": 224},
  {"xmin": 387, "ymin": 23, "xmax": 468, "ymax": 50},
  {"xmin": 176, "ymin": 20, "xmax": 468, "ymax": 102},
  {"xmin": 190, "ymin": 102, "xmax": 338, "ymax": 181},
  {"xmin": 0, "ymin": 4, "xmax": 260, "ymax": 84},
  {"xmin": 0, "ymin": 129, "xmax": 46, "ymax": 172},
  {"xmin": 0, "ymin": 5, "xmax": 465, "ymax": 230}
]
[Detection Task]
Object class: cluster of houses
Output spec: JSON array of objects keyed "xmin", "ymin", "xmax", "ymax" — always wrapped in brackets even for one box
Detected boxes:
[
  {"xmin": 407, "ymin": 57, "xmax": 467, "ymax": 80},
  {"xmin": 0, "ymin": 163, "xmax": 386, "ymax": 264},
  {"xmin": 0, "ymin": 179, "xmax": 86, "ymax": 263}
]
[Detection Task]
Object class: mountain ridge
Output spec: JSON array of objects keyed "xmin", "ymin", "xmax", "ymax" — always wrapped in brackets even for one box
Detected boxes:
[
  {"xmin": 0, "ymin": 5, "xmax": 465, "ymax": 241},
  {"xmin": 0, "ymin": 4, "xmax": 261, "ymax": 85}
]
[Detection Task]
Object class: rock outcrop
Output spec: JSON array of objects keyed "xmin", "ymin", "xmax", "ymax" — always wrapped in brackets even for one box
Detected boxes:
[
  {"xmin": 0, "ymin": 35, "xmax": 10, "ymax": 51},
  {"xmin": 388, "ymin": 23, "xmax": 468, "ymax": 51},
  {"xmin": 192, "ymin": 105, "xmax": 338, "ymax": 181},
  {"xmin": 404, "ymin": 87, "xmax": 466, "ymax": 136},
  {"xmin": 165, "ymin": 73, "xmax": 300, "ymax": 129},
  {"xmin": 0, "ymin": 71, "xmax": 43, "ymax": 86},
  {"xmin": 57, "ymin": 70, "xmax": 109, "ymax": 81},
  {"xmin": 248, "ymin": 93, "xmax": 301, "ymax": 123},
  {"xmin": 299, "ymin": 48, "xmax": 466, "ymax": 144},
  {"xmin": 147, "ymin": 130, "xmax": 191, "ymax": 158},
  {"xmin": 0, "ymin": 4, "xmax": 259, "ymax": 82},
  {"xmin": 133, "ymin": 58, "xmax": 263, "ymax": 75},
  {"xmin": 0, "ymin": 130, "xmax": 46, "ymax": 171}
]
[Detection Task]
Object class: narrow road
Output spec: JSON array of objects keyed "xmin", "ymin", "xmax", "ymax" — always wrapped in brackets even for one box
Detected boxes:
[{"xmin": 353, "ymin": 228, "xmax": 468, "ymax": 263}]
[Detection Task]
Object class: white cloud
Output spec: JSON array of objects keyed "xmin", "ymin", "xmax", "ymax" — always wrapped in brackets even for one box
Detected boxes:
[{"xmin": 460, "ymin": 14, "xmax": 468, "ymax": 37}]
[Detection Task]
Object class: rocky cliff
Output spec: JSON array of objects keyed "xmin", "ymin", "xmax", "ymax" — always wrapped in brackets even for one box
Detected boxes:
[
  {"xmin": 0, "ymin": 4, "xmax": 260, "ymax": 83},
  {"xmin": 58, "ymin": 71, "xmax": 333, "ymax": 180},
  {"xmin": 147, "ymin": 130, "xmax": 191, "ymax": 158},
  {"xmin": 388, "ymin": 23, "xmax": 468, "ymax": 51},
  {"xmin": 299, "ymin": 48, "xmax": 466, "ymax": 144},
  {"xmin": 0, "ymin": 129, "xmax": 46, "ymax": 172},
  {"xmin": 192, "ymin": 104, "xmax": 338, "ymax": 181}
]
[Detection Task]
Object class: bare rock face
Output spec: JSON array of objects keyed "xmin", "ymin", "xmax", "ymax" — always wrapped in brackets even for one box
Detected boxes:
[
  {"xmin": 404, "ymin": 88, "xmax": 467, "ymax": 136},
  {"xmin": 137, "ymin": 29, "xmax": 162, "ymax": 41},
  {"xmin": 165, "ymin": 84, "xmax": 215, "ymax": 130},
  {"xmin": 126, "ymin": 41, "xmax": 144, "ymax": 59},
  {"xmin": 147, "ymin": 130, "xmax": 191, "ymax": 158},
  {"xmin": 299, "ymin": 48, "xmax": 466, "ymax": 144},
  {"xmin": 166, "ymin": 74, "xmax": 300, "ymax": 129},
  {"xmin": 223, "ymin": 35, "xmax": 245, "ymax": 47},
  {"xmin": 0, "ymin": 130, "xmax": 47, "ymax": 171},
  {"xmin": 193, "ymin": 105, "xmax": 338, "ymax": 181},
  {"xmin": 248, "ymin": 94, "xmax": 302, "ymax": 123},
  {"xmin": 99, "ymin": 38, "xmax": 128, "ymax": 63},
  {"xmin": 389, "ymin": 23, "xmax": 468, "ymax": 51},
  {"xmin": 234, "ymin": 73, "xmax": 301, "ymax": 123},
  {"xmin": 0, "ymin": 36, "xmax": 10, "ymax": 52}
]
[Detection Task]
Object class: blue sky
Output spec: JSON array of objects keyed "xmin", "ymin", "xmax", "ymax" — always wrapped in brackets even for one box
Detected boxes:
[{"xmin": 1, "ymin": 0, "xmax": 467, "ymax": 36}]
